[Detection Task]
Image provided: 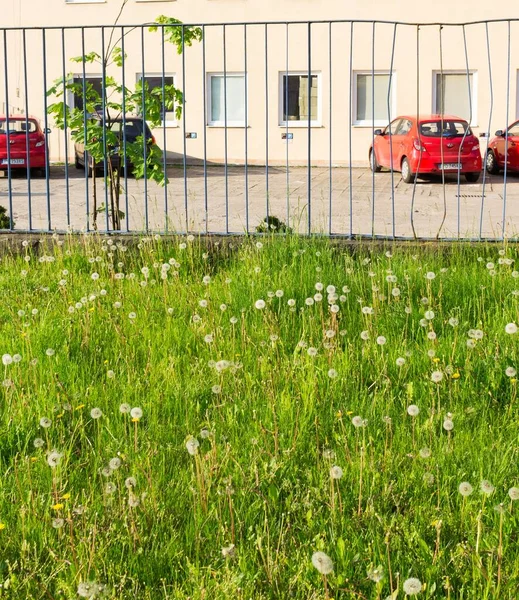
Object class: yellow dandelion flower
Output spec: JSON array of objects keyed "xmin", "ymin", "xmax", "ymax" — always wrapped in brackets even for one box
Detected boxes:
[
  {"xmin": 30, "ymin": 457, "xmax": 38, "ymax": 462},
  {"xmin": 451, "ymin": 372, "xmax": 460, "ymax": 380},
  {"xmin": 56, "ymin": 413, "xmax": 64, "ymax": 419},
  {"xmin": 132, "ymin": 417, "xmax": 140, "ymax": 423},
  {"xmin": 61, "ymin": 493, "xmax": 71, "ymax": 500},
  {"xmin": 0, "ymin": 523, "xmax": 6, "ymax": 531},
  {"xmin": 433, "ymin": 357, "xmax": 440, "ymax": 363},
  {"xmin": 75, "ymin": 404, "xmax": 85, "ymax": 411},
  {"xmin": 512, "ymin": 378, "xmax": 517, "ymax": 384},
  {"xmin": 336, "ymin": 410, "xmax": 342, "ymax": 419},
  {"xmin": 52, "ymin": 503, "xmax": 64, "ymax": 511},
  {"xmin": 346, "ymin": 410, "xmax": 353, "ymax": 416}
]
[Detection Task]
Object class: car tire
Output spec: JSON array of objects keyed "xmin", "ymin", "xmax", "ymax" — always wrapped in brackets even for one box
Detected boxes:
[
  {"xmin": 369, "ymin": 149, "xmax": 382, "ymax": 173},
  {"xmin": 30, "ymin": 167, "xmax": 45, "ymax": 178},
  {"xmin": 485, "ymin": 150, "xmax": 499, "ymax": 175},
  {"xmin": 401, "ymin": 157, "xmax": 413, "ymax": 184},
  {"xmin": 465, "ymin": 171, "xmax": 480, "ymax": 183},
  {"xmin": 75, "ymin": 153, "xmax": 82, "ymax": 169}
]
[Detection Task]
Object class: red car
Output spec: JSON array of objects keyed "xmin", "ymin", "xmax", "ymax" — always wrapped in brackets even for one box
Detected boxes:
[
  {"xmin": 0, "ymin": 115, "xmax": 49, "ymax": 176},
  {"xmin": 485, "ymin": 120, "xmax": 519, "ymax": 175},
  {"xmin": 369, "ymin": 115, "xmax": 482, "ymax": 183}
]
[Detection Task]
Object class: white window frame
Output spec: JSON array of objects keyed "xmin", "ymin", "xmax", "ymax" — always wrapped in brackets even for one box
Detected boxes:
[
  {"xmin": 136, "ymin": 73, "xmax": 178, "ymax": 127},
  {"xmin": 432, "ymin": 70, "xmax": 478, "ymax": 126},
  {"xmin": 65, "ymin": 0, "xmax": 106, "ymax": 4},
  {"xmin": 207, "ymin": 72, "xmax": 247, "ymax": 127},
  {"xmin": 67, "ymin": 74, "xmax": 103, "ymax": 110},
  {"xmin": 352, "ymin": 71, "xmax": 397, "ymax": 127},
  {"xmin": 278, "ymin": 71, "xmax": 322, "ymax": 127}
]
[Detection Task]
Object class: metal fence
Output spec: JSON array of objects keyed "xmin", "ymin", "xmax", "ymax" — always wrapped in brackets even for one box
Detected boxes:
[{"xmin": 1, "ymin": 18, "xmax": 519, "ymax": 239}]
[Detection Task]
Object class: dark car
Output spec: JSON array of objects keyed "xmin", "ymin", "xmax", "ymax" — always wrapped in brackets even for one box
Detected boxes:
[
  {"xmin": 0, "ymin": 115, "xmax": 50, "ymax": 176},
  {"xmin": 485, "ymin": 120, "xmax": 519, "ymax": 175},
  {"xmin": 369, "ymin": 114, "xmax": 482, "ymax": 183},
  {"xmin": 74, "ymin": 116, "xmax": 156, "ymax": 176}
]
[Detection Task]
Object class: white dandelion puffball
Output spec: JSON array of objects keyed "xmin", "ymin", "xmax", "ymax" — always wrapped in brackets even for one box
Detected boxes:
[
  {"xmin": 396, "ymin": 357, "xmax": 406, "ymax": 367},
  {"xmin": 352, "ymin": 416, "xmax": 366, "ymax": 428},
  {"xmin": 458, "ymin": 482, "xmax": 473, "ymax": 497},
  {"xmin": 367, "ymin": 566, "xmax": 384, "ymax": 583},
  {"xmin": 443, "ymin": 419, "xmax": 454, "ymax": 432},
  {"xmin": 311, "ymin": 551, "xmax": 334, "ymax": 575},
  {"xmin": 39, "ymin": 417, "xmax": 52, "ymax": 428},
  {"xmin": 119, "ymin": 403, "xmax": 131, "ymax": 414},
  {"xmin": 185, "ymin": 436, "xmax": 200, "ymax": 456},
  {"xmin": 425, "ymin": 271, "xmax": 436, "ymax": 280},
  {"xmin": 505, "ymin": 323, "xmax": 518, "ymax": 334},
  {"xmin": 407, "ymin": 405, "xmax": 420, "ymax": 417},
  {"xmin": 424, "ymin": 310, "xmax": 435, "ymax": 320},
  {"xmin": 376, "ymin": 335, "xmax": 387, "ymax": 346},
  {"xmin": 90, "ymin": 408, "xmax": 103, "ymax": 419},
  {"xmin": 329, "ymin": 465, "xmax": 343, "ymax": 480},
  {"xmin": 508, "ymin": 487, "xmax": 519, "ymax": 500},
  {"xmin": 255, "ymin": 299, "xmax": 266, "ymax": 310},
  {"xmin": 360, "ymin": 330, "xmax": 369, "ymax": 341},
  {"xmin": 506, "ymin": 367, "xmax": 517, "ymax": 378},
  {"xmin": 77, "ymin": 582, "xmax": 99, "ymax": 598},
  {"xmin": 328, "ymin": 368, "xmax": 338, "ymax": 379},
  {"xmin": 431, "ymin": 370, "xmax": 443, "ymax": 383},
  {"xmin": 480, "ymin": 480, "xmax": 495, "ymax": 495},
  {"xmin": 419, "ymin": 447, "xmax": 431, "ymax": 459},
  {"xmin": 47, "ymin": 451, "xmax": 63, "ymax": 468},
  {"xmin": 130, "ymin": 407, "xmax": 143, "ymax": 420},
  {"xmin": 403, "ymin": 577, "xmax": 422, "ymax": 595},
  {"xmin": 2, "ymin": 354, "xmax": 13, "ymax": 366}
]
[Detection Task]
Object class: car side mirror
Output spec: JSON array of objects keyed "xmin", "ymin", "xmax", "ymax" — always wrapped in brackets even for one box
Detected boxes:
[
  {"xmin": 374, "ymin": 129, "xmax": 383, "ymax": 136},
  {"xmin": 495, "ymin": 130, "xmax": 504, "ymax": 137},
  {"xmin": 45, "ymin": 128, "xmax": 51, "ymax": 134}
]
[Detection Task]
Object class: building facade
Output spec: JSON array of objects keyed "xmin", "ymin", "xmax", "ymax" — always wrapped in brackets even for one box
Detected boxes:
[{"xmin": 1, "ymin": 1, "xmax": 518, "ymax": 166}]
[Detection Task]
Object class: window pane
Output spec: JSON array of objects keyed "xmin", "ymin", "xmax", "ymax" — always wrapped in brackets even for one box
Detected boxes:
[
  {"xmin": 73, "ymin": 77, "xmax": 103, "ymax": 111},
  {"xmin": 140, "ymin": 75, "xmax": 175, "ymax": 122},
  {"xmin": 282, "ymin": 75, "xmax": 318, "ymax": 121},
  {"xmin": 211, "ymin": 76, "xmax": 245, "ymax": 123},
  {"xmin": 435, "ymin": 74, "xmax": 474, "ymax": 120},
  {"xmin": 356, "ymin": 74, "xmax": 392, "ymax": 122}
]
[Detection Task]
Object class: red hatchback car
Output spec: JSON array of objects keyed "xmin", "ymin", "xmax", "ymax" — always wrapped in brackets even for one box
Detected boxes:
[
  {"xmin": 485, "ymin": 120, "xmax": 519, "ymax": 175},
  {"xmin": 369, "ymin": 115, "xmax": 482, "ymax": 183},
  {"xmin": 0, "ymin": 115, "xmax": 49, "ymax": 176}
]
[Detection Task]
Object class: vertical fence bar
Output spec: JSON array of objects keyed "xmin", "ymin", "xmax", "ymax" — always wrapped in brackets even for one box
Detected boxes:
[
  {"xmin": 101, "ymin": 27, "xmax": 110, "ymax": 232},
  {"xmin": 202, "ymin": 25, "xmax": 208, "ymax": 234},
  {"xmin": 502, "ymin": 20, "xmax": 511, "ymax": 241},
  {"xmin": 22, "ymin": 29, "xmax": 32, "ymax": 231},
  {"xmin": 410, "ymin": 25, "xmax": 419, "ymax": 240},
  {"xmin": 61, "ymin": 28, "xmax": 71, "ymax": 229},
  {"xmin": 436, "ymin": 25, "xmax": 448, "ymax": 240},
  {"xmin": 328, "ymin": 22, "xmax": 332, "ymax": 236},
  {"xmin": 160, "ymin": 25, "xmax": 167, "ymax": 234},
  {"xmin": 141, "ymin": 25, "xmax": 149, "ymax": 232},
  {"xmin": 42, "ymin": 28, "xmax": 51, "ymax": 231},
  {"xmin": 307, "ymin": 22, "xmax": 311, "ymax": 235},
  {"xmin": 181, "ymin": 24, "xmax": 188, "ymax": 233},
  {"xmin": 285, "ymin": 24, "xmax": 290, "ymax": 229},
  {"xmin": 80, "ymin": 28, "xmax": 90, "ymax": 232},
  {"xmin": 2, "ymin": 31, "xmax": 13, "ymax": 230},
  {"xmin": 371, "ymin": 21, "xmax": 375, "ymax": 238},
  {"xmin": 348, "ymin": 22, "xmax": 353, "ymax": 238},
  {"xmin": 223, "ymin": 24, "xmax": 229, "ymax": 234},
  {"xmin": 121, "ymin": 26, "xmax": 129, "ymax": 232},
  {"xmin": 244, "ymin": 24, "xmax": 249, "ymax": 234},
  {"xmin": 479, "ymin": 22, "xmax": 493, "ymax": 240},
  {"xmin": 388, "ymin": 24, "xmax": 397, "ymax": 239},
  {"xmin": 265, "ymin": 24, "xmax": 269, "ymax": 228}
]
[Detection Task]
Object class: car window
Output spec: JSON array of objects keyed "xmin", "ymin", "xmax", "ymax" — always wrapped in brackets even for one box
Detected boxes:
[
  {"xmin": 384, "ymin": 119, "xmax": 401, "ymax": 135},
  {"xmin": 420, "ymin": 120, "xmax": 470, "ymax": 137},
  {"xmin": 0, "ymin": 119, "xmax": 38, "ymax": 134},
  {"xmin": 395, "ymin": 119, "xmax": 412, "ymax": 135},
  {"xmin": 507, "ymin": 122, "xmax": 519, "ymax": 137}
]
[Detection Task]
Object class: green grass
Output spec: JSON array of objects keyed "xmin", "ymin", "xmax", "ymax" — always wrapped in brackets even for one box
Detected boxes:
[{"xmin": 1, "ymin": 235, "xmax": 519, "ymax": 599}]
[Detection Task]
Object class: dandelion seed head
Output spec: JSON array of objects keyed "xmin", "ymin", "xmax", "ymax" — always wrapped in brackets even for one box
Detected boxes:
[
  {"xmin": 443, "ymin": 419, "xmax": 454, "ymax": 431},
  {"xmin": 403, "ymin": 577, "xmax": 422, "ymax": 595},
  {"xmin": 130, "ymin": 407, "xmax": 143, "ymax": 420},
  {"xmin": 508, "ymin": 487, "xmax": 519, "ymax": 500},
  {"xmin": 480, "ymin": 480, "xmax": 495, "ymax": 495},
  {"xmin": 329, "ymin": 465, "xmax": 343, "ymax": 480},
  {"xmin": 431, "ymin": 370, "xmax": 443, "ymax": 383},
  {"xmin": 311, "ymin": 551, "xmax": 333, "ymax": 575},
  {"xmin": 505, "ymin": 323, "xmax": 518, "ymax": 334},
  {"xmin": 407, "ymin": 405, "xmax": 420, "ymax": 417},
  {"xmin": 185, "ymin": 436, "xmax": 200, "ymax": 456},
  {"xmin": 255, "ymin": 299, "xmax": 266, "ymax": 310},
  {"xmin": 90, "ymin": 408, "xmax": 103, "ymax": 419}
]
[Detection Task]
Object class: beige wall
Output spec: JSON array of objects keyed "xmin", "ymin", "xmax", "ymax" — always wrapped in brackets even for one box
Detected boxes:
[{"xmin": 2, "ymin": 1, "xmax": 519, "ymax": 166}]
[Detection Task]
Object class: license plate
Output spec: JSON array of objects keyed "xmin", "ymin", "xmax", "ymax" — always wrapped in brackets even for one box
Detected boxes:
[
  {"xmin": 439, "ymin": 163, "xmax": 461, "ymax": 170},
  {"xmin": 1, "ymin": 158, "xmax": 24, "ymax": 165}
]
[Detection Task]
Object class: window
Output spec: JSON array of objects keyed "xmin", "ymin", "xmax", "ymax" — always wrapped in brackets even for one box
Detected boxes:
[
  {"xmin": 137, "ymin": 74, "xmax": 177, "ymax": 127},
  {"xmin": 69, "ymin": 76, "xmax": 103, "ymax": 111},
  {"xmin": 433, "ymin": 72, "xmax": 477, "ymax": 124},
  {"xmin": 280, "ymin": 72, "xmax": 321, "ymax": 126},
  {"xmin": 354, "ymin": 72, "xmax": 396, "ymax": 127},
  {"xmin": 395, "ymin": 119, "xmax": 412, "ymax": 135},
  {"xmin": 207, "ymin": 73, "xmax": 246, "ymax": 127}
]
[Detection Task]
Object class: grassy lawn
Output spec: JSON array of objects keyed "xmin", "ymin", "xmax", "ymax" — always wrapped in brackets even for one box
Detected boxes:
[{"xmin": 1, "ymin": 235, "xmax": 519, "ymax": 599}]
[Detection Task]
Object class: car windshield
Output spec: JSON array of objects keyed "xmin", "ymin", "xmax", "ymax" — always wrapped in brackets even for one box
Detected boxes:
[
  {"xmin": 420, "ymin": 120, "xmax": 470, "ymax": 137},
  {"xmin": 106, "ymin": 120, "xmax": 149, "ymax": 140},
  {"xmin": 0, "ymin": 119, "xmax": 38, "ymax": 134}
]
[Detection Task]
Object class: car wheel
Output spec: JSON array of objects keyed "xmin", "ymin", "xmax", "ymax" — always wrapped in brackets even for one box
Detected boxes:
[
  {"xmin": 30, "ymin": 167, "xmax": 45, "ymax": 178},
  {"xmin": 401, "ymin": 157, "xmax": 413, "ymax": 184},
  {"xmin": 369, "ymin": 149, "xmax": 381, "ymax": 173},
  {"xmin": 485, "ymin": 150, "xmax": 499, "ymax": 175},
  {"xmin": 465, "ymin": 171, "xmax": 480, "ymax": 183},
  {"xmin": 75, "ymin": 153, "xmax": 82, "ymax": 169}
]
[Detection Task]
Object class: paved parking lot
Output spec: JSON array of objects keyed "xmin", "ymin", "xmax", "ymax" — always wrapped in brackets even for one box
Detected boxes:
[{"xmin": 1, "ymin": 164, "xmax": 519, "ymax": 238}]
